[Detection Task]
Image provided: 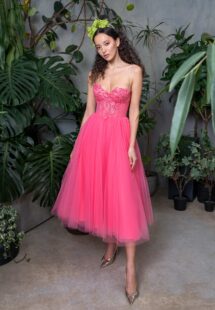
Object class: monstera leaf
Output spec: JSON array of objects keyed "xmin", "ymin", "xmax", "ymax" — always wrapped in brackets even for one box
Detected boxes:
[
  {"xmin": 0, "ymin": 57, "xmax": 40, "ymax": 106},
  {"xmin": 37, "ymin": 56, "xmax": 79, "ymax": 112},
  {"xmin": 24, "ymin": 134, "xmax": 75, "ymax": 207},
  {"xmin": 0, "ymin": 103, "xmax": 35, "ymax": 139},
  {"xmin": 0, "ymin": 135, "xmax": 33, "ymax": 203}
]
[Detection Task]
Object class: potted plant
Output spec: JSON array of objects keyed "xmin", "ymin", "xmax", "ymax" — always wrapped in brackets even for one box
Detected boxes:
[
  {"xmin": 191, "ymin": 132, "xmax": 215, "ymax": 211},
  {"xmin": 0, "ymin": 205, "xmax": 24, "ymax": 265},
  {"xmin": 156, "ymin": 134, "xmax": 197, "ymax": 210},
  {"xmin": 167, "ymin": 135, "xmax": 197, "ymax": 202}
]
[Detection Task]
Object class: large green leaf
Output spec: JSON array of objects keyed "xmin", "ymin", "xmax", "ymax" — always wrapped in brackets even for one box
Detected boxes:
[
  {"xmin": 24, "ymin": 134, "xmax": 75, "ymax": 207},
  {"xmin": 0, "ymin": 103, "xmax": 35, "ymax": 139},
  {"xmin": 170, "ymin": 70, "xmax": 196, "ymax": 154},
  {"xmin": 206, "ymin": 43, "xmax": 215, "ymax": 104},
  {"xmin": 0, "ymin": 135, "xmax": 33, "ymax": 203},
  {"xmin": 211, "ymin": 78, "xmax": 215, "ymax": 133},
  {"xmin": 0, "ymin": 57, "xmax": 40, "ymax": 106},
  {"xmin": 0, "ymin": 0, "xmax": 25, "ymax": 68},
  {"xmin": 206, "ymin": 43, "xmax": 215, "ymax": 133},
  {"xmin": 37, "ymin": 56, "xmax": 79, "ymax": 112},
  {"xmin": 0, "ymin": 0, "xmax": 7, "ymax": 68},
  {"xmin": 169, "ymin": 51, "xmax": 205, "ymax": 92},
  {"xmin": 34, "ymin": 115, "xmax": 60, "ymax": 135}
]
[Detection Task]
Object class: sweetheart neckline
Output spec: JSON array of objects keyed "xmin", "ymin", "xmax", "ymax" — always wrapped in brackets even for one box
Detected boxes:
[{"xmin": 94, "ymin": 83, "xmax": 131, "ymax": 94}]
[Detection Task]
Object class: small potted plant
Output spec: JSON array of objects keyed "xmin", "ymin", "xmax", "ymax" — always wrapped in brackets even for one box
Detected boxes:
[
  {"xmin": 0, "ymin": 205, "xmax": 24, "ymax": 265},
  {"xmin": 156, "ymin": 134, "xmax": 196, "ymax": 210},
  {"xmin": 191, "ymin": 133, "xmax": 215, "ymax": 212}
]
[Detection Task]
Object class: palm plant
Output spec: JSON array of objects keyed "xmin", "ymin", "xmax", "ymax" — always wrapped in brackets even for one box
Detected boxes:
[{"xmin": 135, "ymin": 20, "xmax": 164, "ymax": 91}]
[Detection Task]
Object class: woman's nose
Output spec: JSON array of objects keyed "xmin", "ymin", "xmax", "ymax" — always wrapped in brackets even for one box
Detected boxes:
[{"xmin": 101, "ymin": 46, "xmax": 106, "ymax": 53}]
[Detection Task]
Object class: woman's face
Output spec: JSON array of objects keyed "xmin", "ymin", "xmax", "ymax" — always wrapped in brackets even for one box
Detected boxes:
[{"xmin": 94, "ymin": 33, "xmax": 120, "ymax": 62}]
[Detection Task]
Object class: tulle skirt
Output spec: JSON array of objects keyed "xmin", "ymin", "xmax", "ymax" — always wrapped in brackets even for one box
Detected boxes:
[{"xmin": 51, "ymin": 113, "xmax": 154, "ymax": 245}]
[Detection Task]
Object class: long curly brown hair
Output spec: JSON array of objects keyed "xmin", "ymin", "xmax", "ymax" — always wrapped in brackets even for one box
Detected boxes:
[{"xmin": 90, "ymin": 27, "xmax": 145, "ymax": 83}]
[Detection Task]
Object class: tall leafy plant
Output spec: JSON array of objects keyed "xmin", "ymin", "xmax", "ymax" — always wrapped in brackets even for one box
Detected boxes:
[
  {"xmin": 163, "ymin": 26, "xmax": 215, "ymax": 154},
  {"xmin": 0, "ymin": 1, "xmax": 83, "ymax": 205},
  {"xmin": 0, "ymin": 54, "xmax": 80, "ymax": 204},
  {"xmin": 0, "ymin": 0, "xmax": 133, "ymax": 207}
]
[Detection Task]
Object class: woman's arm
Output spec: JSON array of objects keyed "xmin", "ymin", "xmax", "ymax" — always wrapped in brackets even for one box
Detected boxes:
[
  {"xmin": 128, "ymin": 65, "xmax": 143, "ymax": 169},
  {"xmin": 80, "ymin": 72, "xmax": 96, "ymax": 128}
]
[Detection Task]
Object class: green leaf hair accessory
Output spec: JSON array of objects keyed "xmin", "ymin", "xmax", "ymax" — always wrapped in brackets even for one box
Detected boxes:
[{"xmin": 87, "ymin": 19, "xmax": 112, "ymax": 41}]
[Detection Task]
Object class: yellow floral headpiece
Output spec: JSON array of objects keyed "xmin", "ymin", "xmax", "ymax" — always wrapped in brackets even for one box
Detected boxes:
[{"xmin": 87, "ymin": 19, "xmax": 113, "ymax": 41}]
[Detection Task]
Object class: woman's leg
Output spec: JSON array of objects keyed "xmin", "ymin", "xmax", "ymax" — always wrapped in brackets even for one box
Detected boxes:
[
  {"xmin": 125, "ymin": 243, "xmax": 137, "ymax": 294},
  {"xmin": 103, "ymin": 242, "xmax": 117, "ymax": 259}
]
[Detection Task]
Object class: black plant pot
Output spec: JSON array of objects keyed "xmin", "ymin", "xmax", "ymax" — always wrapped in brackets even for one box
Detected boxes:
[
  {"xmin": 173, "ymin": 196, "xmax": 187, "ymax": 211},
  {"xmin": 65, "ymin": 227, "xmax": 89, "ymax": 235},
  {"xmin": 204, "ymin": 201, "xmax": 215, "ymax": 212},
  {"xmin": 197, "ymin": 182, "xmax": 215, "ymax": 203},
  {"xmin": 0, "ymin": 244, "xmax": 19, "ymax": 266},
  {"xmin": 168, "ymin": 179, "xmax": 197, "ymax": 202},
  {"xmin": 146, "ymin": 171, "xmax": 158, "ymax": 196}
]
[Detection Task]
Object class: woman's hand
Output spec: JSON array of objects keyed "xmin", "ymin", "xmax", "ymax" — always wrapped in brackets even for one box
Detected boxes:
[{"xmin": 128, "ymin": 146, "xmax": 137, "ymax": 170}]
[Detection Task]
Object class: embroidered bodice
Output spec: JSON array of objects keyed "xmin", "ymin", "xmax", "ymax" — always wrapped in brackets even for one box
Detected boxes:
[{"xmin": 93, "ymin": 83, "xmax": 131, "ymax": 119}]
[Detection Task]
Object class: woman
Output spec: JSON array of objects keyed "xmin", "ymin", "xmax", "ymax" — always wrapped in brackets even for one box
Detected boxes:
[{"xmin": 52, "ymin": 19, "xmax": 154, "ymax": 305}]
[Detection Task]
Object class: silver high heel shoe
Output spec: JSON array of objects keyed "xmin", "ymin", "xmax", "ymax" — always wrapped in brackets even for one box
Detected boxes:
[
  {"xmin": 125, "ymin": 268, "xmax": 139, "ymax": 304},
  {"xmin": 125, "ymin": 289, "xmax": 139, "ymax": 305},
  {"xmin": 100, "ymin": 247, "xmax": 118, "ymax": 268}
]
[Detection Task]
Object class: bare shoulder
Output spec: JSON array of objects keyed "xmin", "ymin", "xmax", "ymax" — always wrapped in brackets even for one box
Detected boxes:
[
  {"xmin": 129, "ymin": 64, "xmax": 142, "ymax": 75},
  {"xmin": 127, "ymin": 64, "xmax": 142, "ymax": 79},
  {"xmin": 88, "ymin": 70, "xmax": 93, "ymax": 84},
  {"xmin": 128, "ymin": 65, "xmax": 142, "ymax": 86},
  {"xmin": 88, "ymin": 70, "xmax": 92, "ymax": 79}
]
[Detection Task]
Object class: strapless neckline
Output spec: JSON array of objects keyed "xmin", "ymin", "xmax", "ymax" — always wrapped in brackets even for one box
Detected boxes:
[{"xmin": 94, "ymin": 83, "xmax": 131, "ymax": 94}]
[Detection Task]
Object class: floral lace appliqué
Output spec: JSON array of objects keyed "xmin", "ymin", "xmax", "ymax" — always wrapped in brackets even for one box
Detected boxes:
[{"xmin": 93, "ymin": 83, "xmax": 131, "ymax": 119}]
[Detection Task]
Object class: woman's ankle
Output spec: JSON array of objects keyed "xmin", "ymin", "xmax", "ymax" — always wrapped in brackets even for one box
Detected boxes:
[
  {"xmin": 125, "ymin": 268, "xmax": 137, "ymax": 290},
  {"xmin": 126, "ymin": 263, "xmax": 136, "ymax": 273},
  {"xmin": 104, "ymin": 243, "xmax": 117, "ymax": 258}
]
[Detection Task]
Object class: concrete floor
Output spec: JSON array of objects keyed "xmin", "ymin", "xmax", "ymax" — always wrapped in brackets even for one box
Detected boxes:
[{"xmin": 1, "ymin": 190, "xmax": 215, "ymax": 310}]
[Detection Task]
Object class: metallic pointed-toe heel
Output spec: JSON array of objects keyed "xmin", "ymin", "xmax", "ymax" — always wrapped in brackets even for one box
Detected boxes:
[
  {"xmin": 125, "ymin": 289, "xmax": 139, "ymax": 305},
  {"xmin": 100, "ymin": 248, "xmax": 118, "ymax": 268}
]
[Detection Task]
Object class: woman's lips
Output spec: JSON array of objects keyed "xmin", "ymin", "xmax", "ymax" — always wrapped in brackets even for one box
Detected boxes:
[{"xmin": 103, "ymin": 54, "xmax": 109, "ymax": 59}]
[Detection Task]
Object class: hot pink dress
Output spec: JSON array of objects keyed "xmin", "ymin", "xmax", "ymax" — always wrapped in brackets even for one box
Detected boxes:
[{"xmin": 51, "ymin": 83, "xmax": 154, "ymax": 245}]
